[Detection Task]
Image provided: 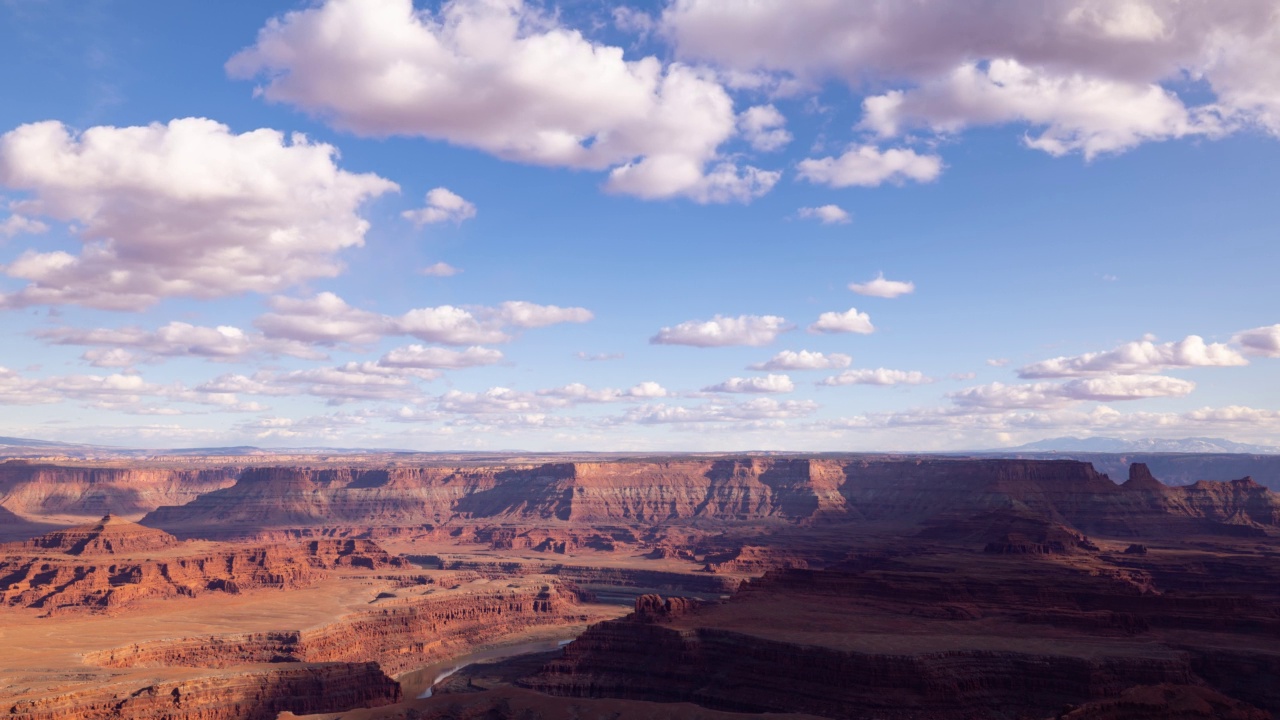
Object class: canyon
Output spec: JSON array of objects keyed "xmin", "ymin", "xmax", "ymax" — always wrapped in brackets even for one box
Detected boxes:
[{"xmin": 0, "ymin": 454, "xmax": 1276, "ymax": 718}]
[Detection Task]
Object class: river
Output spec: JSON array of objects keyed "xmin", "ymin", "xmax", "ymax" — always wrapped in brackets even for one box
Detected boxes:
[{"xmin": 397, "ymin": 636, "xmax": 577, "ymax": 699}]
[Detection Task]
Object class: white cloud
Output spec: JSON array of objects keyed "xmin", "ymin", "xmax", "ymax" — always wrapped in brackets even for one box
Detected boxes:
[
  {"xmin": 797, "ymin": 145, "xmax": 943, "ymax": 187},
  {"xmin": 229, "ymin": 0, "xmax": 776, "ymax": 203},
  {"xmin": 82, "ymin": 348, "xmax": 138, "ymax": 369},
  {"xmin": 276, "ymin": 361, "xmax": 432, "ymax": 404},
  {"xmin": 439, "ymin": 387, "xmax": 548, "ymax": 414},
  {"xmin": 38, "ymin": 321, "xmax": 322, "ymax": 361},
  {"xmin": 739, "ymin": 104, "xmax": 792, "ymax": 152},
  {"xmin": 623, "ymin": 397, "xmax": 818, "ymax": 424},
  {"xmin": 421, "ymin": 261, "xmax": 461, "ymax": 277},
  {"xmin": 950, "ymin": 374, "xmax": 1195, "ymax": 410},
  {"xmin": 256, "ymin": 292, "xmax": 392, "ymax": 346},
  {"xmin": 651, "ymin": 314, "xmax": 791, "ymax": 347},
  {"xmin": 0, "ymin": 366, "xmax": 264, "ymax": 413},
  {"xmin": 987, "ymin": 358, "xmax": 1011, "ymax": 367},
  {"xmin": 797, "ymin": 204, "xmax": 851, "ymax": 224},
  {"xmin": 402, "ymin": 187, "xmax": 476, "ymax": 226},
  {"xmin": 662, "ymin": 1, "xmax": 1280, "ymax": 150},
  {"xmin": 861, "ymin": 59, "xmax": 1217, "ymax": 159},
  {"xmin": 1019, "ymin": 334, "xmax": 1248, "ymax": 377},
  {"xmin": 848, "ymin": 272, "xmax": 915, "ymax": 299},
  {"xmin": 396, "ymin": 305, "xmax": 510, "ymax": 345},
  {"xmin": 537, "ymin": 381, "xmax": 670, "ymax": 403},
  {"xmin": 575, "ymin": 351, "xmax": 624, "ymax": 361},
  {"xmin": 627, "ymin": 381, "xmax": 669, "ymax": 398},
  {"xmin": 0, "ymin": 213, "xmax": 48, "ymax": 238},
  {"xmin": 490, "ymin": 300, "xmax": 593, "ymax": 328},
  {"xmin": 379, "ymin": 344, "xmax": 503, "ymax": 369},
  {"xmin": 255, "ymin": 294, "xmax": 590, "ymax": 347},
  {"xmin": 819, "ymin": 369, "xmax": 933, "ymax": 386},
  {"xmin": 0, "ymin": 118, "xmax": 396, "ymax": 310},
  {"xmin": 809, "ymin": 307, "xmax": 874, "ymax": 334},
  {"xmin": 704, "ymin": 373, "xmax": 795, "ymax": 393},
  {"xmin": 750, "ymin": 349, "xmax": 851, "ymax": 371},
  {"xmin": 1234, "ymin": 324, "xmax": 1280, "ymax": 357}
]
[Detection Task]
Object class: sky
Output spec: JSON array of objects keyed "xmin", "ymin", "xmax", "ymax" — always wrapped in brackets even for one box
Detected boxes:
[{"xmin": 1, "ymin": 0, "xmax": 1279, "ymax": 452}]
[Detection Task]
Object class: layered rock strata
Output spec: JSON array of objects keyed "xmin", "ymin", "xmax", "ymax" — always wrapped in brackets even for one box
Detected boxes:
[
  {"xmin": 140, "ymin": 459, "xmax": 1280, "ymax": 541},
  {"xmin": 5, "ymin": 662, "xmax": 400, "ymax": 720},
  {"xmin": 87, "ymin": 580, "xmax": 594, "ymax": 675}
]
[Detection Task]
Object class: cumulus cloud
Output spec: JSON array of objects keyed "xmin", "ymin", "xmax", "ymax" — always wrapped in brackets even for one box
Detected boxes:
[
  {"xmin": 797, "ymin": 145, "xmax": 943, "ymax": 187},
  {"xmin": 490, "ymin": 300, "xmax": 593, "ymax": 328},
  {"xmin": 0, "ymin": 366, "xmax": 265, "ymax": 413},
  {"xmin": 1234, "ymin": 324, "xmax": 1280, "ymax": 357},
  {"xmin": 662, "ymin": 0, "xmax": 1280, "ymax": 152},
  {"xmin": 703, "ymin": 373, "xmax": 795, "ymax": 393},
  {"xmin": 848, "ymin": 272, "xmax": 915, "ymax": 299},
  {"xmin": 537, "ymin": 381, "xmax": 671, "ymax": 403},
  {"xmin": 651, "ymin": 314, "xmax": 790, "ymax": 347},
  {"xmin": 950, "ymin": 374, "xmax": 1195, "ymax": 410},
  {"xmin": 402, "ymin": 187, "xmax": 476, "ymax": 226},
  {"xmin": 276, "ymin": 361, "xmax": 433, "ymax": 404},
  {"xmin": 438, "ymin": 387, "xmax": 548, "ymax": 414},
  {"xmin": 421, "ymin": 262, "xmax": 461, "ymax": 277},
  {"xmin": 623, "ymin": 397, "xmax": 818, "ymax": 424},
  {"xmin": 750, "ymin": 349, "xmax": 851, "ymax": 371},
  {"xmin": 1019, "ymin": 334, "xmax": 1248, "ymax": 377},
  {"xmin": 255, "ymin": 293, "xmax": 591, "ymax": 347},
  {"xmin": 379, "ymin": 344, "xmax": 503, "ymax": 369},
  {"xmin": 396, "ymin": 305, "xmax": 511, "ymax": 345},
  {"xmin": 229, "ymin": 0, "xmax": 777, "ymax": 203},
  {"xmin": 38, "ymin": 321, "xmax": 322, "ymax": 361},
  {"xmin": 739, "ymin": 104, "xmax": 792, "ymax": 151},
  {"xmin": 861, "ymin": 60, "xmax": 1218, "ymax": 159},
  {"xmin": 256, "ymin": 293, "xmax": 392, "ymax": 346},
  {"xmin": 0, "ymin": 213, "xmax": 47, "ymax": 238},
  {"xmin": 797, "ymin": 205, "xmax": 851, "ymax": 224},
  {"xmin": 0, "ymin": 118, "xmax": 396, "ymax": 310},
  {"xmin": 819, "ymin": 369, "xmax": 933, "ymax": 386},
  {"xmin": 809, "ymin": 308, "xmax": 874, "ymax": 334}
]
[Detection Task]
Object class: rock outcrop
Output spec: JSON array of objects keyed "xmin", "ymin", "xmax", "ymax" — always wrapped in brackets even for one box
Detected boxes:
[
  {"xmin": 18, "ymin": 514, "xmax": 181, "ymax": 555},
  {"xmin": 139, "ymin": 459, "xmax": 1280, "ymax": 541},
  {"xmin": 0, "ymin": 520, "xmax": 406, "ymax": 613},
  {"xmin": 87, "ymin": 580, "xmax": 593, "ymax": 675},
  {"xmin": 0, "ymin": 463, "xmax": 237, "ymax": 523},
  {"xmin": 524, "ymin": 547, "xmax": 1280, "ymax": 718},
  {"xmin": 5, "ymin": 662, "xmax": 400, "ymax": 720}
]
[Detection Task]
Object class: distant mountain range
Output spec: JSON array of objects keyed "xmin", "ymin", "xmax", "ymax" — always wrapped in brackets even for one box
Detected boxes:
[{"xmin": 1002, "ymin": 436, "xmax": 1280, "ymax": 454}]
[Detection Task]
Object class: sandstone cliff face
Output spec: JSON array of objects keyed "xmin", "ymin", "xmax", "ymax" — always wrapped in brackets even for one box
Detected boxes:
[
  {"xmin": 0, "ymin": 520, "xmax": 407, "ymax": 613},
  {"xmin": 5, "ymin": 661, "xmax": 400, "ymax": 720},
  {"xmin": 136, "ymin": 459, "xmax": 1280, "ymax": 542},
  {"xmin": 0, "ymin": 463, "xmax": 237, "ymax": 523},
  {"xmin": 87, "ymin": 581, "xmax": 592, "ymax": 675}
]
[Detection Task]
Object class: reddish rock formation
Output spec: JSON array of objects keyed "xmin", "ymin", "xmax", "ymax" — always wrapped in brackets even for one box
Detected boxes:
[
  {"xmin": 0, "ymin": 520, "xmax": 407, "ymax": 613},
  {"xmin": 5, "ymin": 662, "xmax": 400, "ymax": 720},
  {"xmin": 524, "ymin": 547, "xmax": 1280, "ymax": 718},
  {"xmin": 138, "ymin": 459, "xmax": 1280, "ymax": 542},
  {"xmin": 19, "ymin": 514, "xmax": 181, "ymax": 555},
  {"xmin": 0, "ymin": 463, "xmax": 237, "ymax": 523},
  {"xmin": 87, "ymin": 580, "xmax": 594, "ymax": 675}
]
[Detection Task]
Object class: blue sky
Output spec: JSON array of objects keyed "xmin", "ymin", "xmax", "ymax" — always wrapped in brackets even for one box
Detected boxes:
[{"xmin": 1, "ymin": 0, "xmax": 1279, "ymax": 451}]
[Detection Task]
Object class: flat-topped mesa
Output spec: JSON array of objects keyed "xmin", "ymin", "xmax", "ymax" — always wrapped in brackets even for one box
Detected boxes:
[
  {"xmin": 0, "ymin": 464, "xmax": 237, "ymax": 523},
  {"xmin": 20, "ymin": 514, "xmax": 181, "ymax": 556}
]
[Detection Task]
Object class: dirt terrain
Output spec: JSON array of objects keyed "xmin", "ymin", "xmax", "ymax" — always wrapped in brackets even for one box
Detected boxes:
[{"xmin": 0, "ymin": 455, "xmax": 1277, "ymax": 719}]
